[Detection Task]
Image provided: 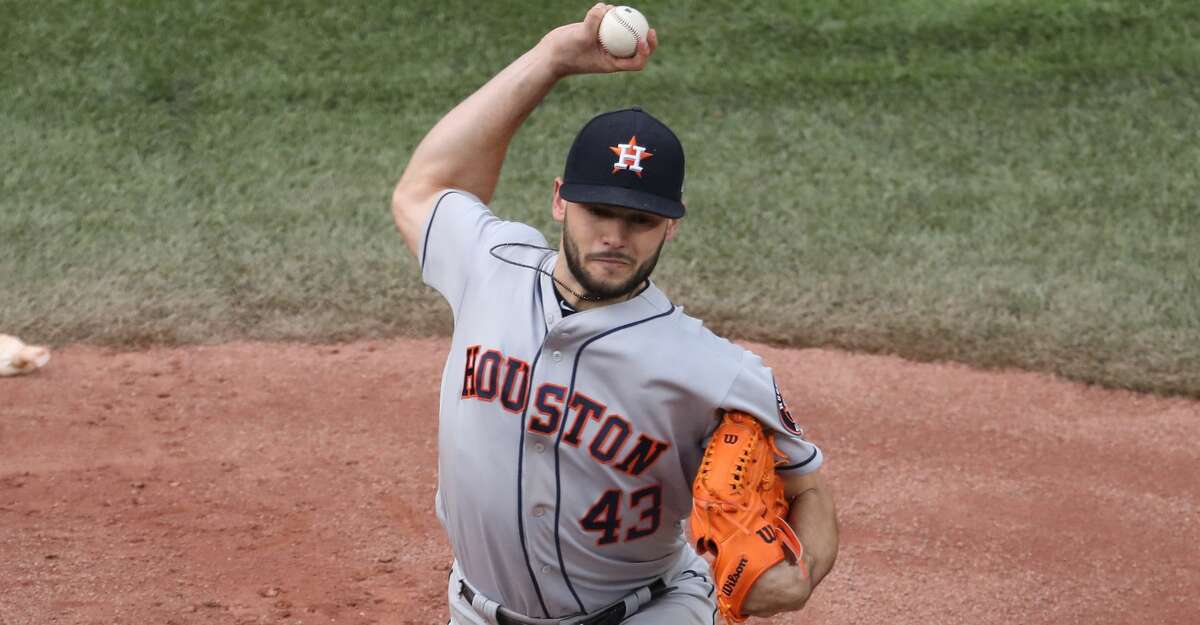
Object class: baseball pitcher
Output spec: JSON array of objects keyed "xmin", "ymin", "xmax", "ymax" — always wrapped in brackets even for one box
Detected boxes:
[{"xmin": 390, "ymin": 4, "xmax": 838, "ymax": 624}]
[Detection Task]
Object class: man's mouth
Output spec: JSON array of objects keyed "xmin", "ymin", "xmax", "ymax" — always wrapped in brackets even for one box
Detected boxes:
[{"xmin": 589, "ymin": 255, "xmax": 632, "ymax": 266}]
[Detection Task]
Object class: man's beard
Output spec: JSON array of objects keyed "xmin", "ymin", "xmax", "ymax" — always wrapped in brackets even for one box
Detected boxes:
[{"xmin": 562, "ymin": 218, "xmax": 666, "ymax": 302}]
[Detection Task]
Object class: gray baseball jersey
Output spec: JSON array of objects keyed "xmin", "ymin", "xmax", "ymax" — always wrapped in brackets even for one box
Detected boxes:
[{"xmin": 420, "ymin": 190, "xmax": 823, "ymax": 619}]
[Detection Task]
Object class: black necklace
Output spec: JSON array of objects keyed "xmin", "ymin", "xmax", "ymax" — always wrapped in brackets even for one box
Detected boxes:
[{"xmin": 488, "ymin": 242, "xmax": 645, "ymax": 304}]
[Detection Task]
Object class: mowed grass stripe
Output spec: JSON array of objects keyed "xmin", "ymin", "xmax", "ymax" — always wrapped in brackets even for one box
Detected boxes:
[{"xmin": 2, "ymin": 1, "xmax": 1198, "ymax": 395}]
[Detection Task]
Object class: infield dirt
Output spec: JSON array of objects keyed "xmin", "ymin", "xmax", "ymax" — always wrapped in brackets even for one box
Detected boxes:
[{"xmin": 1, "ymin": 339, "xmax": 1197, "ymax": 625}]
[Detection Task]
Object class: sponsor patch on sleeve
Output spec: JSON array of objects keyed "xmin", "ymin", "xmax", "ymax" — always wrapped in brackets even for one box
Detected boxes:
[{"xmin": 774, "ymin": 377, "xmax": 804, "ymax": 437}]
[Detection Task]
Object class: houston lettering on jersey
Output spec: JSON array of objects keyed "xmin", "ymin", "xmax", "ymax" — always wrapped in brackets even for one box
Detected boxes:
[
  {"xmin": 461, "ymin": 345, "xmax": 531, "ymax": 414},
  {"xmin": 461, "ymin": 345, "xmax": 670, "ymax": 476}
]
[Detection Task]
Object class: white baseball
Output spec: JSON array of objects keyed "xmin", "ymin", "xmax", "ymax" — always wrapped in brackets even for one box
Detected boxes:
[{"xmin": 598, "ymin": 6, "xmax": 650, "ymax": 58}]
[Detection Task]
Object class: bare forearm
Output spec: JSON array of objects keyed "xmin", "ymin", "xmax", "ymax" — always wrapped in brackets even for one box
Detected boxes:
[
  {"xmin": 389, "ymin": 5, "xmax": 655, "ymax": 256},
  {"xmin": 789, "ymin": 481, "xmax": 838, "ymax": 587},
  {"xmin": 742, "ymin": 471, "xmax": 838, "ymax": 616},
  {"xmin": 397, "ymin": 45, "xmax": 561, "ymax": 205}
]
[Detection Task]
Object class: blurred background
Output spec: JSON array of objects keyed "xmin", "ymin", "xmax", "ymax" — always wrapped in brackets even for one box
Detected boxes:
[{"xmin": 2, "ymin": 0, "xmax": 1197, "ymax": 395}]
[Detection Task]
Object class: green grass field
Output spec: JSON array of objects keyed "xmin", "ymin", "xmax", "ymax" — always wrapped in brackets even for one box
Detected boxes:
[{"xmin": 2, "ymin": 0, "xmax": 1198, "ymax": 395}]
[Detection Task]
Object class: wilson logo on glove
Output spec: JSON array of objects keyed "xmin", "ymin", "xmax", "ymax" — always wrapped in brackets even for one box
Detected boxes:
[{"xmin": 721, "ymin": 557, "xmax": 749, "ymax": 597}]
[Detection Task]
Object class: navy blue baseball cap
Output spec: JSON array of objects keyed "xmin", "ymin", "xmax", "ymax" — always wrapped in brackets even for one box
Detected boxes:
[{"xmin": 560, "ymin": 107, "xmax": 686, "ymax": 219}]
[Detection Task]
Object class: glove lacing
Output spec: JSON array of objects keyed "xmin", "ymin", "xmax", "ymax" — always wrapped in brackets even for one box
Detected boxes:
[{"xmin": 694, "ymin": 425, "xmax": 773, "ymax": 538}]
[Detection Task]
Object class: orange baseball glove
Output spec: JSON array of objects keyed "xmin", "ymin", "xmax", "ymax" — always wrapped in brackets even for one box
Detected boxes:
[{"xmin": 690, "ymin": 411, "xmax": 804, "ymax": 623}]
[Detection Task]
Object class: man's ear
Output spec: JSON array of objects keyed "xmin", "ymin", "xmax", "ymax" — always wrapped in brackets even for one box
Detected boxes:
[
  {"xmin": 665, "ymin": 198, "xmax": 684, "ymax": 241},
  {"xmin": 552, "ymin": 177, "xmax": 567, "ymax": 223},
  {"xmin": 665, "ymin": 218, "xmax": 681, "ymax": 242}
]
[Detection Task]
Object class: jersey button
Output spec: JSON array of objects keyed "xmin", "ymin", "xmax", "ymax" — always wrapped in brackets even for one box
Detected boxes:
[
  {"xmin": 534, "ymin": 443, "xmax": 545, "ymax": 453},
  {"xmin": 551, "ymin": 350, "xmax": 563, "ymax": 362},
  {"xmin": 541, "ymin": 564, "xmax": 553, "ymax": 574},
  {"xmin": 533, "ymin": 506, "xmax": 546, "ymax": 517}
]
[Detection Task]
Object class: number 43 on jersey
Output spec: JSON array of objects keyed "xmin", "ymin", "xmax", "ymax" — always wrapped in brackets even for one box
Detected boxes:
[{"xmin": 580, "ymin": 484, "xmax": 662, "ymax": 545}]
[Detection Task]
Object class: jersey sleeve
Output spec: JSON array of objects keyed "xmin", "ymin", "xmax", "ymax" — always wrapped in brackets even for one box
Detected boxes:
[
  {"xmin": 720, "ymin": 351, "xmax": 824, "ymax": 475},
  {"xmin": 417, "ymin": 189, "xmax": 542, "ymax": 315}
]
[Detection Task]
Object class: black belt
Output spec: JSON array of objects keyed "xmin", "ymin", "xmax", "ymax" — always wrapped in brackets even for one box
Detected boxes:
[
  {"xmin": 459, "ymin": 579, "xmax": 669, "ymax": 625},
  {"xmin": 458, "ymin": 581, "xmax": 515, "ymax": 625}
]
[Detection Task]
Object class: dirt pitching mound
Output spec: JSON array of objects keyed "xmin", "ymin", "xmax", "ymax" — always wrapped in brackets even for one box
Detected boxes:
[{"xmin": 1, "ymin": 339, "xmax": 1196, "ymax": 624}]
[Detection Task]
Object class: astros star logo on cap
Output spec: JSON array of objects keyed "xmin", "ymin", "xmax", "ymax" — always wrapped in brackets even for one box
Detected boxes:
[{"xmin": 610, "ymin": 135, "xmax": 653, "ymax": 176}]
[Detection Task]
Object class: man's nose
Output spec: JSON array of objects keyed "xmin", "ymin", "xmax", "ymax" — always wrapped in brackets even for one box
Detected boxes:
[{"xmin": 598, "ymin": 219, "xmax": 630, "ymax": 248}]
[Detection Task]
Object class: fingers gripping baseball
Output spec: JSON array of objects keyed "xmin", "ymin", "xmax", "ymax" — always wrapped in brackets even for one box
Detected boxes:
[{"xmin": 539, "ymin": 4, "xmax": 657, "ymax": 78}]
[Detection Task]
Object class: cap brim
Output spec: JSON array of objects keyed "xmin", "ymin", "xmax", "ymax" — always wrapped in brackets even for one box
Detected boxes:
[{"xmin": 560, "ymin": 183, "xmax": 685, "ymax": 219}]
